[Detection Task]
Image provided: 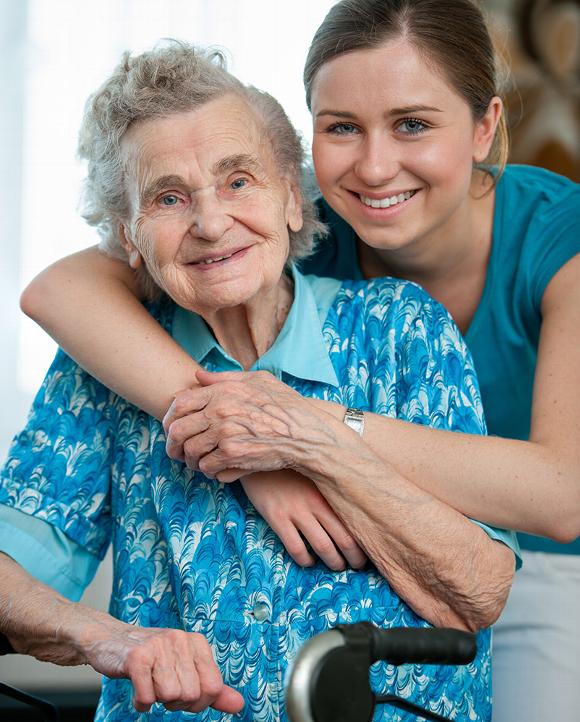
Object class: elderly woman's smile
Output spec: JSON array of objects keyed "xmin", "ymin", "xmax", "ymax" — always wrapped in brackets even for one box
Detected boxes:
[{"xmin": 120, "ymin": 93, "xmax": 303, "ymax": 363}]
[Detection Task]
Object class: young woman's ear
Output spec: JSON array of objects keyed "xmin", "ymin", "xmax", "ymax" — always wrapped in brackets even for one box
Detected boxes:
[
  {"xmin": 473, "ymin": 96, "xmax": 503, "ymax": 163},
  {"xmin": 119, "ymin": 224, "xmax": 142, "ymax": 269}
]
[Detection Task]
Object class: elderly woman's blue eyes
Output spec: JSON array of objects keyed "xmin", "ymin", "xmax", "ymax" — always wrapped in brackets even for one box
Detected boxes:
[
  {"xmin": 160, "ymin": 194, "xmax": 180, "ymax": 206},
  {"xmin": 230, "ymin": 177, "xmax": 249, "ymax": 190}
]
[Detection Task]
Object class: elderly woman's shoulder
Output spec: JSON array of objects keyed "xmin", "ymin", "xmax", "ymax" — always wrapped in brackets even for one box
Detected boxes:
[
  {"xmin": 328, "ymin": 277, "xmax": 462, "ymax": 354},
  {"xmin": 339, "ymin": 275, "xmax": 433, "ymax": 304}
]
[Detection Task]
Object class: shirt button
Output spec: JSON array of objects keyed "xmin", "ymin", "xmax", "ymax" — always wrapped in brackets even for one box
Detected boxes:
[{"xmin": 252, "ymin": 602, "xmax": 270, "ymax": 622}]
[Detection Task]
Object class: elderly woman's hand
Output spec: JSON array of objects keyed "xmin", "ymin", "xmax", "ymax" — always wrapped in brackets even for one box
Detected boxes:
[{"xmin": 163, "ymin": 369, "xmax": 337, "ymax": 477}]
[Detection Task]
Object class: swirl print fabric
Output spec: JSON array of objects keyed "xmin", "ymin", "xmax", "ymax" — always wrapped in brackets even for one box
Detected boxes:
[{"xmin": 1, "ymin": 278, "xmax": 491, "ymax": 721}]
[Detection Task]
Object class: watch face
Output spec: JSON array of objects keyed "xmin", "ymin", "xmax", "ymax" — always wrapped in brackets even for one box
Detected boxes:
[{"xmin": 344, "ymin": 409, "xmax": 364, "ymax": 435}]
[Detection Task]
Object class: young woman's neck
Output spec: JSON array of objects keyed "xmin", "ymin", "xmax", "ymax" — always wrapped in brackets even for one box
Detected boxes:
[{"xmin": 358, "ymin": 173, "xmax": 496, "ymax": 334}]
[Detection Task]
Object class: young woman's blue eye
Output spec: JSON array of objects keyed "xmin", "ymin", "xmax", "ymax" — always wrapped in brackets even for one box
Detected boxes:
[
  {"xmin": 399, "ymin": 118, "xmax": 428, "ymax": 135},
  {"xmin": 161, "ymin": 194, "xmax": 179, "ymax": 206},
  {"xmin": 327, "ymin": 122, "xmax": 359, "ymax": 136}
]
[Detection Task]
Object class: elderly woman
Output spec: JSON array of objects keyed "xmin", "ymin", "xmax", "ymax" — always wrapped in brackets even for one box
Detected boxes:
[{"xmin": 0, "ymin": 43, "xmax": 517, "ymax": 721}]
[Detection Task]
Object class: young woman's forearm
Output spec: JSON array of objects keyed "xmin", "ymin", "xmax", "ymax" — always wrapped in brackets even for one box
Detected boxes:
[
  {"xmin": 346, "ymin": 255, "xmax": 580, "ymax": 543},
  {"xmin": 313, "ymin": 400, "xmax": 579, "ymax": 543},
  {"xmin": 20, "ymin": 247, "xmax": 202, "ymax": 419}
]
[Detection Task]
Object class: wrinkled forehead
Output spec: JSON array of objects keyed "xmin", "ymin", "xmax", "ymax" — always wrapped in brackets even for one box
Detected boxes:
[{"xmin": 121, "ymin": 94, "xmax": 276, "ymax": 186}]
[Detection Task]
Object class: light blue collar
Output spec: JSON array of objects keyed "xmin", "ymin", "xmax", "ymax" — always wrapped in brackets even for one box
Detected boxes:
[{"xmin": 172, "ymin": 265, "xmax": 340, "ymax": 387}]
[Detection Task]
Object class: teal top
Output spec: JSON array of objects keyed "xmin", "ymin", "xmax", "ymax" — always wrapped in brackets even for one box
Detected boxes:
[{"xmin": 300, "ymin": 165, "xmax": 580, "ymax": 555}]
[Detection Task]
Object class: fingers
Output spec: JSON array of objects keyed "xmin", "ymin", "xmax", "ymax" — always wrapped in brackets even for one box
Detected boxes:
[
  {"xmin": 167, "ymin": 417, "xmax": 214, "ymax": 465},
  {"xmin": 196, "ymin": 369, "xmax": 244, "ymax": 386},
  {"xmin": 296, "ymin": 516, "xmax": 346, "ymax": 571},
  {"xmin": 212, "ymin": 685, "xmax": 245, "ymax": 714},
  {"xmin": 163, "ymin": 388, "xmax": 210, "ymax": 434},
  {"xmin": 126, "ymin": 629, "xmax": 244, "ymax": 714},
  {"xmin": 215, "ymin": 467, "xmax": 244, "ymax": 483},
  {"xmin": 318, "ymin": 512, "xmax": 368, "ymax": 569},
  {"xmin": 268, "ymin": 517, "xmax": 317, "ymax": 567},
  {"xmin": 129, "ymin": 653, "xmax": 157, "ymax": 712}
]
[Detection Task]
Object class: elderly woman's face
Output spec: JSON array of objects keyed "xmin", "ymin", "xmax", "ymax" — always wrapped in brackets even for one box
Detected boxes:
[{"xmin": 120, "ymin": 94, "xmax": 302, "ymax": 314}]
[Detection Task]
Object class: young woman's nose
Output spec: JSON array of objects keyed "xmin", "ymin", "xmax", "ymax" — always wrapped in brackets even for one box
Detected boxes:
[
  {"xmin": 353, "ymin": 133, "xmax": 400, "ymax": 187},
  {"xmin": 189, "ymin": 191, "xmax": 234, "ymax": 241}
]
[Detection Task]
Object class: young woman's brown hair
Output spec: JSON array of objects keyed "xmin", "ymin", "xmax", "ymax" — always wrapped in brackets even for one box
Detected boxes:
[{"xmin": 304, "ymin": 0, "xmax": 509, "ymax": 177}]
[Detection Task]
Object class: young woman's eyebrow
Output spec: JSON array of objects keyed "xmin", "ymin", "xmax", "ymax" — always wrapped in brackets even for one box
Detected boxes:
[
  {"xmin": 315, "ymin": 110, "xmax": 357, "ymax": 120},
  {"xmin": 315, "ymin": 105, "xmax": 443, "ymax": 119},
  {"xmin": 388, "ymin": 105, "xmax": 443, "ymax": 116}
]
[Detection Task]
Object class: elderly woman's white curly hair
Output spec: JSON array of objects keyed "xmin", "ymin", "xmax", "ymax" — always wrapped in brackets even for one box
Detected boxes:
[{"xmin": 78, "ymin": 40, "xmax": 325, "ymax": 297}]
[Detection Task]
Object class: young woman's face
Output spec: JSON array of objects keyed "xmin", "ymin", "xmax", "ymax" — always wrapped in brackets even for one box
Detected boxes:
[{"xmin": 311, "ymin": 38, "xmax": 497, "ymax": 254}]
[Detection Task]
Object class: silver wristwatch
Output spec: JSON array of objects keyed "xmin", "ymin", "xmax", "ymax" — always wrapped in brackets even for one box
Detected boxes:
[{"xmin": 343, "ymin": 407, "xmax": 365, "ymax": 436}]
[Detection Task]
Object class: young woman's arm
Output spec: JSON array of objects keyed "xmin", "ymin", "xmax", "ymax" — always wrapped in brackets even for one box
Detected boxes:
[
  {"xmin": 20, "ymin": 246, "xmax": 200, "ymax": 418},
  {"xmin": 344, "ymin": 253, "xmax": 580, "ymax": 542},
  {"xmin": 165, "ymin": 255, "xmax": 580, "ymax": 542},
  {"xmin": 23, "ymin": 250, "xmax": 580, "ymax": 541}
]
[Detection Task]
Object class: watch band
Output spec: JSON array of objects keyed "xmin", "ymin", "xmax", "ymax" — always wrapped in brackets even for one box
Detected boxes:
[{"xmin": 343, "ymin": 407, "xmax": 365, "ymax": 436}]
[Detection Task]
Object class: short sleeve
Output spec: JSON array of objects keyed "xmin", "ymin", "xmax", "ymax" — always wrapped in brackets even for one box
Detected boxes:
[
  {"xmin": 529, "ymin": 187, "xmax": 580, "ymax": 308},
  {"xmin": 0, "ymin": 504, "xmax": 99, "ymax": 600},
  {"xmin": 0, "ymin": 348, "xmax": 120, "ymax": 560}
]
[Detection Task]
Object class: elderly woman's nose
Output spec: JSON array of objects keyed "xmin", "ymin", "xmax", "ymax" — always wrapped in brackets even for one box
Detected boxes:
[{"xmin": 190, "ymin": 192, "xmax": 234, "ymax": 241}]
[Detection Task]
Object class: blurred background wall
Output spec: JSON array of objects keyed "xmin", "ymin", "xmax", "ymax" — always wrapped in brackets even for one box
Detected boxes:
[
  {"xmin": 0, "ymin": 0, "xmax": 578, "ymax": 718},
  {"xmin": 487, "ymin": 0, "xmax": 579, "ymax": 180}
]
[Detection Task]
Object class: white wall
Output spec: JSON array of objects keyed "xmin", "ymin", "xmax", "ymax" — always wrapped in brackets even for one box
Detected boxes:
[{"xmin": 0, "ymin": 0, "xmax": 335, "ymax": 693}]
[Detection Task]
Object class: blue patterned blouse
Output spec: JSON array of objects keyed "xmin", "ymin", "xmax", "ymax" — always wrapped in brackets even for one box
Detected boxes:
[{"xmin": 0, "ymin": 269, "xmax": 516, "ymax": 721}]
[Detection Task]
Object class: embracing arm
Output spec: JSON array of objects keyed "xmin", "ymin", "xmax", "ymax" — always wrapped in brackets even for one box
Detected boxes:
[
  {"xmin": 20, "ymin": 246, "xmax": 201, "ymax": 417},
  {"xmin": 0, "ymin": 552, "xmax": 243, "ymax": 714},
  {"xmin": 23, "ymin": 250, "xmax": 580, "ymax": 541}
]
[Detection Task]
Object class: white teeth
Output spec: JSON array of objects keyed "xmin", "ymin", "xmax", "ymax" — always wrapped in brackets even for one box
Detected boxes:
[
  {"xmin": 359, "ymin": 190, "xmax": 415, "ymax": 208},
  {"xmin": 200, "ymin": 253, "xmax": 232, "ymax": 265}
]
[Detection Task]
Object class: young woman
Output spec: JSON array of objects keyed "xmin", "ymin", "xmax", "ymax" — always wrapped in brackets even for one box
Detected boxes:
[{"xmin": 20, "ymin": 1, "xmax": 580, "ymax": 720}]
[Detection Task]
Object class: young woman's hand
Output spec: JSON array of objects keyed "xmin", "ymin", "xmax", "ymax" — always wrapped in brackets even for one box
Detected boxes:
[{"xmin": 241, "ymin": 470, "xmax": 368, "ymax": 571}]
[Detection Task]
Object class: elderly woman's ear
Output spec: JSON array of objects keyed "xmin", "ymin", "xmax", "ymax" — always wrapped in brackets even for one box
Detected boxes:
[
  {"xmin": 119, "ymin": 224, "xmax": 143, "ymax": 269},
  {"xmin": 286, "ymin": 181, "xmax": 304, "ymax": 233}
]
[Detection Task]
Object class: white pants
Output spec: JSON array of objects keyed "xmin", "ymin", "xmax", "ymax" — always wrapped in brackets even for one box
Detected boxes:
[{"xmin": 492, "ymin": 551, "xmax": 580, "ymax": 721}]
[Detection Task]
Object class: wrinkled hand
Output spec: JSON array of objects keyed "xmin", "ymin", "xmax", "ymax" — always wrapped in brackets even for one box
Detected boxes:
[
  {"xmin": 242, "ymin": 470, "xmax": 368, "ymax": 571},
  {"xmin": 83, "ymin": 619, "xmax": 244, "ymax": 714},
  {"xmin": 163, "ymin": 369, "xmax": 334, "ymax": 478}
]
